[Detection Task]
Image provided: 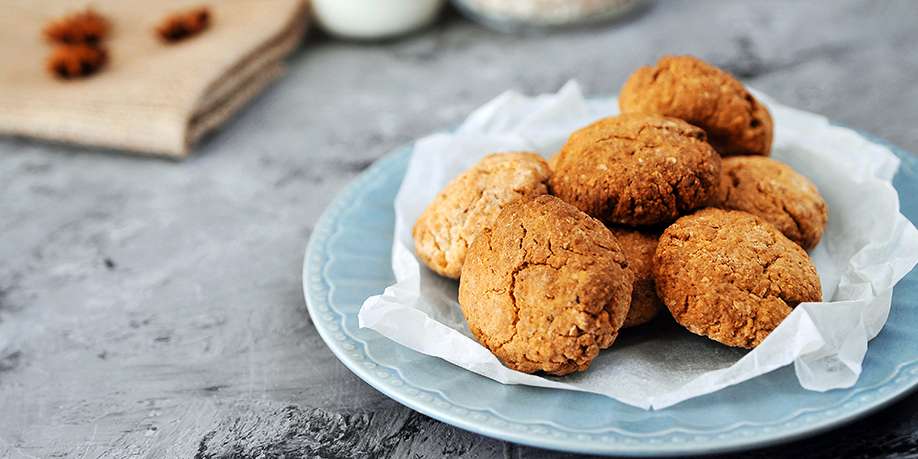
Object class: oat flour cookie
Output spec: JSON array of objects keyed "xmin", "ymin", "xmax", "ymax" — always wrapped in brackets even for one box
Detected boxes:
[
  {"xmin": 610, "ymin": 228, "xmax": 662, "ymax": 328},
  {"xmin": 547, "ymin": 151, "xmax": 560, "ymax": 171},
  {"xmin": 413, "ymin": 152, "xmax": 551, "ymax": 279},
  {"xmin": 550, "ymin": 114, "xmax": 721, "ymax": 226},
  {"xmin": 654, "ymin": 208, "xmax": 822, "ymax": 348},
  {"xmin": 719, "ymin": 156, "xmax": 828, "ymax": 250},
  {"xmin": 619, "ymin": 55, "xmax": 774, "ymax": 157},
  {"xmin": 458, "ymin": 195, "xmax": 633, "ymax": 375}
]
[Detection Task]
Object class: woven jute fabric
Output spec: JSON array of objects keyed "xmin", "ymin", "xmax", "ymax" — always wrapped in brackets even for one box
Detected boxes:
[{"xmin": 0, "ymin": 0, "xmax": 307, "ymax": 158}]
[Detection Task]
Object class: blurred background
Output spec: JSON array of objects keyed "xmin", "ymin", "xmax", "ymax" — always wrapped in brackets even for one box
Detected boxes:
[{"xmin": 1, "ymin": 1, "xmax": 917, "ymax": 457}]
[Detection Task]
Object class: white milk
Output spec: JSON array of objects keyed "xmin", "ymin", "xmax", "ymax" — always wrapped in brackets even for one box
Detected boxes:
[{"xmin": 312, "ymin": 0, "xmax": 446, "ymax": 40}]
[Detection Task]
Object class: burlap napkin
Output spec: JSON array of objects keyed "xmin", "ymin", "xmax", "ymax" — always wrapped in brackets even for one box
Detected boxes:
[{"xmin": 0, "ymin": 0, "xmax": 307, "ymax": 158}]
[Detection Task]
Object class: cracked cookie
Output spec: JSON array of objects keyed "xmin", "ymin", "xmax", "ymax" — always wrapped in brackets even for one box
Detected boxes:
[
  {"xmin": 550, "ymin": 114, "xmax": 721, "ymax": 226},
  {"xmin": 610, "ymin": 228, "xmax": 662, "ymax": 328},
  {"xmin": 619, "ymin": 55, "xmax": 774, "ymax": 157},
  {"xmin": 413, "ymin": 152, "xmax": 551, "ymax": 279},
  {"xmin": 654, "ymin": 208, "xmax": 822, "ymax": 348},
  {"xmin": 458, "ymin": 195, "xmax": 633, "ymax": 375},
  {"xmin": 718, "ymin": 156, "xmax": 828, "ymax": 250}
]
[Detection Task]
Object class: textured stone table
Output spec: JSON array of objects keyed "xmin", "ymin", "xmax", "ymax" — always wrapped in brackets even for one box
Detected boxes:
[{"xmin": 2, "ymin": 1, "xmax": 917, "ymax": 457}]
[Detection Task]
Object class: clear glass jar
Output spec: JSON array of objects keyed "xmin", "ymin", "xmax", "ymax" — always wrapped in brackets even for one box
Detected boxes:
[{"xmin": 452, "ymin": 0, "xmax": 646, "ymax": 32}]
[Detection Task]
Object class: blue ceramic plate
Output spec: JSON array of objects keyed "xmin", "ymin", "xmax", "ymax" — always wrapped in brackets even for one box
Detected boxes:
[{"xmin": 303, "ymin": 134, "xmax": 918, "ymax": 456}]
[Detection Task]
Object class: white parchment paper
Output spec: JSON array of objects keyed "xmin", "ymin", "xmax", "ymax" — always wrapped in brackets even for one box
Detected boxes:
[{"xmin": 358, "ymin": 82, "xmax": 918, "ymax": 409}]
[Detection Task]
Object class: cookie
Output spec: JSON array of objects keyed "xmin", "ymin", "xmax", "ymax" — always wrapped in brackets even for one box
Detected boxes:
[
  {"xmin": 413, "ymin": 152, "xmax": 551, "ymax": 279},
  {"xmin": 550, "ymin": 114, "xmax": 721, "ymax": 226},
  {"xmin": 458, "ymin": 195, "xmax": 633, "ymax": 375},
  {"xmin": 619, "ymin": 55, "xmax": 774, "ymax": 157},
  {"xmin": 548, "ymin": 151, "xmax": 560, "ymax": 171},
  {"xmin": 718, "ymin": 156, "xmax": 828, "ymax": 250},
  {"xmin": 610, "ymin": 228, "xmax": 662, "ymax": 328},
  {"xmin": 654, "ymin": 208, "xmax": 822, "ymax": 348}
]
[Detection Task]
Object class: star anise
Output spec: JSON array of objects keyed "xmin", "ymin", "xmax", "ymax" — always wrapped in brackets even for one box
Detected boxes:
[
  {"xmin": 43, "ymin": 9, "xmax": 110, "ymax": 45},
  {"xmin": 47, "ymin": 44, "xmax": 108, "ymax": 79},
  {"xmin": 156, "ymin": 7, "xmax": 211, "ymax": 43}
]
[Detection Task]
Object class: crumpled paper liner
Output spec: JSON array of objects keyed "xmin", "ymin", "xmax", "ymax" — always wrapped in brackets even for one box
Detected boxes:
[
  {"xmin": 358, "ymin": 81, "xmax": 918, "ymax": 410},
  {"xmin": 0, "ymin": 0, "xmax": 306, "ymax": 157}
]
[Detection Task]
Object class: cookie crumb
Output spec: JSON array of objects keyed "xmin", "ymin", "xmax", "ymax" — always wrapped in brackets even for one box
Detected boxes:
[
  {"xmin": 156, "ymin": 7, "xmax": 211, "ymax": 43},
  {"xmin": 47, "ymin": 44, "xmax": 108, "ymax": 79},
  {"xmin": 43, "ymin": 8, "xmax": 110, "ymax": 45}
]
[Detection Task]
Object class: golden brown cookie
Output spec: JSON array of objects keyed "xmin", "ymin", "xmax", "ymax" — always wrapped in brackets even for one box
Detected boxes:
[
  {"xmin": 550, "ymin": 114, "xmax": 721, "ymax": 226},
  {"xmin": 413, "ymin": 152, "xmax": 551, "ymax": 279},
  {"xmin": 654, "ymin": 209, "xmax": 822, "ymax": 349},
  {"xmin": 459, "ymin": 195, "xmax": 633, "ymax": 375},
  {"xmin": 718, "ymin": 156, "xmax": 828, "ymax": 250},
  {"xmin": 619, "ymin": 55, "xmax": 774, "ymax": 157},
  {"xmin": 610, "ymin": 228, "xmax": 662, "ymax": 328},
  {"xmin": 547, "ymin": 151, "xmax": 560, "ymax": 171}
]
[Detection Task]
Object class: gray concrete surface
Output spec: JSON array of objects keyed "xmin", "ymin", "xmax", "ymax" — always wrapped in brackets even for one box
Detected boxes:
[{"xmin": 1, "ymin": 1, "xmax": 917, "ymax": 457}]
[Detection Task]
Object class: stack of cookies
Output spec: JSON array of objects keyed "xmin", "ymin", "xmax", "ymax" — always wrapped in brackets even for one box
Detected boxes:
[{"xmin": 413, "ymin": 55, "xmax": 828, "ymax": 376}]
